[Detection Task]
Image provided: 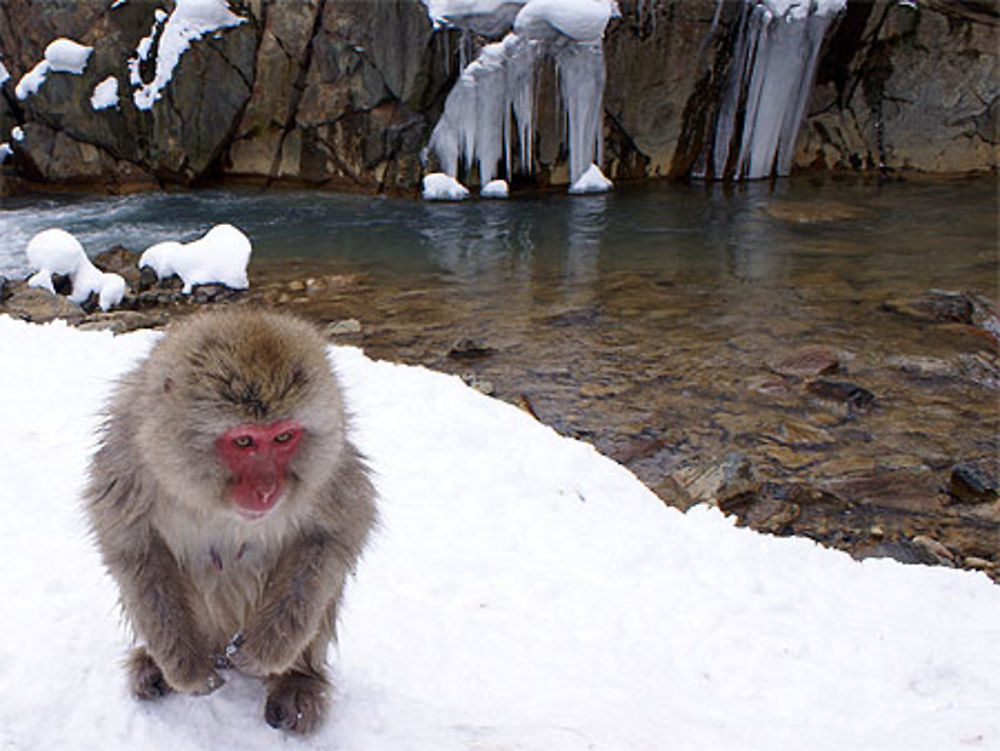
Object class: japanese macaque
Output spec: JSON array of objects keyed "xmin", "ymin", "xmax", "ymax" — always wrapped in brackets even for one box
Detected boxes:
[{"xmin": 85, "ymin": 309, "xmax": 376, "ymax": 734}]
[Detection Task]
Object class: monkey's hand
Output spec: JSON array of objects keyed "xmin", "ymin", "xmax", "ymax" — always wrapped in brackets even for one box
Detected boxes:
[
  {"xmin": 157, "ymin": 647, "xmax": 226, "ymax": 695},
  {"xmin": 228, "ymin": 537, "xmax": 339, "ymax": 676}
]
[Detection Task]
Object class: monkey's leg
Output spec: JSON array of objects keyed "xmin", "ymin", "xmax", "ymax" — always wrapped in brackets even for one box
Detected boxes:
[
  {"xmin": 264, "ymin": 669, "xmax": 329, "ymax": 734},
  {"xmin": 127, "ymin": 647, "xmax": 173, "ymax": 699},
  {"xmin": 112, "ymin": 534, "xmax": 225, "ymax": 695}
]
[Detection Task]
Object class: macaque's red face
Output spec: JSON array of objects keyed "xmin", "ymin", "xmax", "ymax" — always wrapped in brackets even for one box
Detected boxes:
[{"xmin": 215, "ymin": 420, "xmax": 304, "ymax": 518}]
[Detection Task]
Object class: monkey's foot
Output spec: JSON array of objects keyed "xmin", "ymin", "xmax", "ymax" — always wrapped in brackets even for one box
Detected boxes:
[
  {"xmin": 127, "ymin": 648, "xmax": 173, "ymax": 700},
  {"xmin": 264, "ymin": 671, "xmax": 329, "ymax": 734}
]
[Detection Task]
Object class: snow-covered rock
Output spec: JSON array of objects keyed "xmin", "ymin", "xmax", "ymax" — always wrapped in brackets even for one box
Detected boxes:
[
  {"xmin": 139, "ymin": 223, "xmax": 252, "ymax": 293},
  {"xmin": 24, "ymin": 228, "xmax": 126, "ymax": 311}
]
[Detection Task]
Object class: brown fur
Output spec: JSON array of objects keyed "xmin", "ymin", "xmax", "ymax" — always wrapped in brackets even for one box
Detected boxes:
[{"xmin": 85, "ymin": 309, "xmax": 376, "ymax": 733}]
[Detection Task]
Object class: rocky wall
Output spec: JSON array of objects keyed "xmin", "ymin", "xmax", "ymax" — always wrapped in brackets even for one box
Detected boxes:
[{"xmin": 0, "ymin": 0, "xmax": 995, "ymax": 194}]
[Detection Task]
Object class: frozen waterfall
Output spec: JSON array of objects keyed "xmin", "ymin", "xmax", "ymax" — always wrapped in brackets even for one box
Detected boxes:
[
  {"xmin": 703, "ymin": 0, "xmax": 845, "ymax": 181},
  {"xmin": 422, "ymin": 0, "xmax": 617, "ymax": 197}
]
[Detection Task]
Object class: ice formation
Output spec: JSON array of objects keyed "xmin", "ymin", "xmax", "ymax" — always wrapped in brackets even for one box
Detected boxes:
[
  {"xmin": 0, "ymin": 58, "xmax": 9, "ymax": 86},
  {"xmin": 139, "ymin": 223, "xmax": 252, "ymax": 293},
  {"xmin": 0, "ymin": 143, "xmax": 10, "ymax": 162},
  {"xmin": 25, "ymin": 228, "xmax": 126, "ymax": 312},
  {"xmin": 704, "ymin": 0, "xmax": 846, "ymax": 180},
  {"xmin": 15, "ymin": 38, "xmax": 93, "ymax": 100},
  {"xmin": 90, "ymin": 76, "xmax": 120, "ymax": 110},
  {"xmin": 423, "ymin": 0, "xmax": 617, "ymax": 197},
  {"xmin": 129, "ymin": 0, "xmax": 245, "ymax": 110}
]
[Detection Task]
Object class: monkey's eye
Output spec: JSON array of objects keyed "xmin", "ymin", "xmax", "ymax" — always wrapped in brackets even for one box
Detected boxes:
[
  {"xmin": 233, "ymin": 435, "xmax": 254, "ymax": 449},
  {"xmin": 273, "ymin": 431, "xmax": 294, "ymax": 444}
]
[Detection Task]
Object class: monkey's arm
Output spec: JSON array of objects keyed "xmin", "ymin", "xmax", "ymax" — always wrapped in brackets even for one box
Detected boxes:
[
  {"xmin": 102, "ymin": 527, "xmax": 225, "ymax": 695},
  {"xmin": 229, "ymin": 531, "xmax": 350, "ymax": 677}
]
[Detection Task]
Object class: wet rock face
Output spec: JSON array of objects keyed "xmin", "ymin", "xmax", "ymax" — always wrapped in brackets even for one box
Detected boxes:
[
  {"xmin": 798, "ymin": 0, "xmax": 999, "ymax": 173},
  {"xmin": 1, "ymin": 0, "xmax": 996, "ymax": 192}
]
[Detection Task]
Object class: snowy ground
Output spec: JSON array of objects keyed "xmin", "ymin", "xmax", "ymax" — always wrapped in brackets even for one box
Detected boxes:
[{"xmin": 0, "ymin": 316, "xmax": 998, "ymax": 751}]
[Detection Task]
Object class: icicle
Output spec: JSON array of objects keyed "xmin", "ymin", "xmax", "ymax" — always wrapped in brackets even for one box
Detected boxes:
[
  {"xmin": 707, "ymin": 0, "xmax": 844, "ymax": 181},
  {"xmin": 422, "ymin": 0, "xmax": 614, "ymax": 194}
]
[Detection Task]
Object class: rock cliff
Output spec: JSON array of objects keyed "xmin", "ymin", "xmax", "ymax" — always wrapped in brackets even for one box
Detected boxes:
[{"xmin": 0, "ymin": 0, "xmax": 995, "ymax": 194}]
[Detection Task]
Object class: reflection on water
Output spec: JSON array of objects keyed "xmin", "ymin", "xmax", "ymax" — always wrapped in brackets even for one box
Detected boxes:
[{"xmin": 3, "ymin": 178, "xmax": 996, "ymax": 300}]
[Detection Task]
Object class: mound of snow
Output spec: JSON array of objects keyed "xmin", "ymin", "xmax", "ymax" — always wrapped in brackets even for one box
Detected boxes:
[
  {"xmin": 480, "ymin": 178, "xmax": 509, "ymax": 198},
  {"xmin": 422, "ymin": 172, "xmax": 470, "ymax": 201},
  {"xmin": 568, "ymin": 162, "xmax": 612, "ymax": 194},
  {"xmin": 0, "ymin": 317, "xmax": 998, "ymax": 750},
  {"xmin": 15, "ymin": 37, "xmax": 92, "ymax": 99},
  {"xmin": 25, "ymin": 228, "xmax": 125, "ymax": 311},
  {"xmin": 139, "ymin": 223, "xmax": 252, "ymax": 293}
]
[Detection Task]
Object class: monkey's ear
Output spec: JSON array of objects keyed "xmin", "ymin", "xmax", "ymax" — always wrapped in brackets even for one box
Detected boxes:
[{"xmin": 163, "ymin": 377, "xmax": 174, "ymax": 394}]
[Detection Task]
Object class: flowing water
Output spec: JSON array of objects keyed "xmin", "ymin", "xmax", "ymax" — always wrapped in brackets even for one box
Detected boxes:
[{"xmin": 3, "ymin": 175, "xmax": 998, "ymax": 572}]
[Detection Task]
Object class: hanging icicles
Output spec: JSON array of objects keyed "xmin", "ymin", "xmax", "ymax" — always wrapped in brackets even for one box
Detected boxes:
[
  {"xmin": 421, "ymin": 0, "xmax": 618, "ymax": 198},
  {"xmin": 707, "ymin": 0, "xmax": 845, "ymax": 181}
]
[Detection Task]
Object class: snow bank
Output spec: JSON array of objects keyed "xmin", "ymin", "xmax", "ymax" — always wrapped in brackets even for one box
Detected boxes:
[
  {"xmin": 25, "ymin": 228, "xmax": 125, "ymax": 311},
  {"xmin": 130, "ymin": 0, "xmax": 246, "ymax": 110},
  {"xmin": 1, "ymin": 316, "xmax": 998, "ymax": 751},
  {"xmin": 90, "ymin": 75, "xmax": 120, "ymax": 110},
  {"xmin": 139, "ymin": 223, "xmax": 252, "ymax": 293},
  {"xmin": 423, "ymin": 0, "xmax": 616, "ymax": 195},
  {"xmin": 14, "ymin": 37, "xmax": 92, "ymax": 100}
]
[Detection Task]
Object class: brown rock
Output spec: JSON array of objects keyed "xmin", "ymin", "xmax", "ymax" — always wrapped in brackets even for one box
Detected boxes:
[
  {"xmin": 2, "ymin": 286, "xmax": 84, "ymax": 323},
  {"xmin": 948, "ymin": 458, "xmax": 1000, "ymax": 505},
  {"xmin": 672, "ymin": 452, "xmax": 761, "ymax": 507},
  {"xmin": 767, "ymin": 346, "xmax": 841, "ymax": 378}
]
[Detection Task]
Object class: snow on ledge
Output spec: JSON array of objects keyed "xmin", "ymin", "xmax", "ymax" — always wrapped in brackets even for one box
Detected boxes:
[
  {"xmin": 91, "ymin": 76, "xmax": 120, "ymax": 110},
  {"xmin": 15, "ymin": 38, "xmax": 92, "ymax": 100},
  {"xmin": 130, "ymin": 0, "xmax": 246, "ymax": 110},
  {"xmin": 139, "ymin": 223, "xmax": 252, "ymax": 293},
  {"xmin": 480, "ymin": 179, "xmax": 509, "ymax": 198}
]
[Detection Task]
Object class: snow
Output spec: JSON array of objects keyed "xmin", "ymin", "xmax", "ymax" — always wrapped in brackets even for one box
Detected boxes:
[
  {"xmin": 568, "ymin": 161, "xmax": 612, "ymax": 194},
  {"xmin": 25, "ymin": 228, "xmax": 126, "ymax": 311},
  {"xmin": 0, "ymin": 58, "xmax": 9, "ymax": 86},
  {"xmin": 90, "ymin": 75, "xmax": 120, "ymax": 110},
  {"xmin": 422, "ymin": 172, "xmax": 470, "ymax": 201},
  {"xmin": 0, "ymin": 143, "xmax": 11, "ymax": 162},
  {"xmin": 480, "ymin": 178, "xmax": 510, "ymax": 198},
  {"xmin": 423, "ymin": 0, "xmax": 615, "ymax": 194},
  {"xmin": 44, "ymin": 38, "xmax": 93, "ymax": 73},
  {"xmin": 11, "ymin": 126, "xmax": 24, "ymax": 141},
  {"xmin": 139, "ymin": 223, "xmax": 252, "ymax": 293},
  {"xmin": 130, "ymin": 0, "xmax": 246, "ymax": 110},
  {"xmin": 14, "ymin": 37, "xmax": 92, "ymax": 100},
  {"xmin": 0, "ymin": 315, "xmax": 998, "ymax": 750}
]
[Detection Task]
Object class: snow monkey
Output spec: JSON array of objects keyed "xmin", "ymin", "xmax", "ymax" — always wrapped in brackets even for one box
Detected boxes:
[{"xmin": 85, "ymin": 309, "xmax": 376, "ymax": 734}]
